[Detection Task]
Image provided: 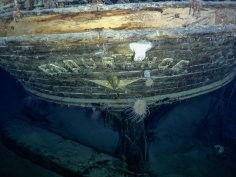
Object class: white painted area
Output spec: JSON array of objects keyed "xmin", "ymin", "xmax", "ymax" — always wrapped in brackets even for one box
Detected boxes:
[{"xmin": 129, "ymin": 40, "xmax": 153, "ymax": 61}]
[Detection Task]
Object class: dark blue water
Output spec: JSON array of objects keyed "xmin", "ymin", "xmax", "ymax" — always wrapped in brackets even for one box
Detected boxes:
[{"xmin": 0, "ymin": 62, "xmax": 236, "ymax": 177}]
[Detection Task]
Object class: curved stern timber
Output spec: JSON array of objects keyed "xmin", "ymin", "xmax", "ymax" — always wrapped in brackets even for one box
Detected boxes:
[{"xmin": 0, "ymin": 2, "xmax": 236, "ymax": 109}]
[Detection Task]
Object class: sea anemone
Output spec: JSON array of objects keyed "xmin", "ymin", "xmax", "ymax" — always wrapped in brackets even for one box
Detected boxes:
[
  {"xmin": 214, "ymin": 144, "xmax": 224, "ymax": 155},
  {"xmin": 127, "ymin": 99, "xmax": 149, "ymax": 123}
]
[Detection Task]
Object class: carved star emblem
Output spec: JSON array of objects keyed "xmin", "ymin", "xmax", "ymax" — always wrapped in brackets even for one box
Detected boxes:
[{"xmin": 89, "ymin": 79, "xmax": 138, "ymax": 90}]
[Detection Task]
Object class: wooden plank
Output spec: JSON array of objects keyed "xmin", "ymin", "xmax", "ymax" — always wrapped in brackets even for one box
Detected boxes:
[
  {"xmin": 0, "ymin": 2, "xmax": 235, "ymax": 109},
  {"xmin": 21, "ymin": 72, "xmax": 235, "ymax": 109},
  {"xmin": 0, "ymin": 2, "xmax": 235, "ymax": 37},
  {"xmin": 1, "ymin": 119, "xmax": 130, "ymax": 177}
]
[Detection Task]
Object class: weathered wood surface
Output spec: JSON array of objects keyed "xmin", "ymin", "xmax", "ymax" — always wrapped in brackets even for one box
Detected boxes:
[
  {"xmin": 0, "ymin": 2, "xmax": 236, "ymax": 36},
  {"xmin": 1, "ymin": 119, "xmax": 130, "ymax": 177},
  {"xmin": 0, "ymin": 2, "xmax": 236, "ymax": 109}
]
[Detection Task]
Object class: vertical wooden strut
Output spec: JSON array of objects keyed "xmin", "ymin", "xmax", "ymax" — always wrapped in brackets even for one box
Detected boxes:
[{"xmin": 114, "ymin": 111, "xmax": 149, "ymax": 175}]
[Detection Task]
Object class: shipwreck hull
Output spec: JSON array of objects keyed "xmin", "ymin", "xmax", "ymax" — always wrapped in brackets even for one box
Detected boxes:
[{"xmin": 0, "ymin": 2, "xmax": 236, "ymax": 109}]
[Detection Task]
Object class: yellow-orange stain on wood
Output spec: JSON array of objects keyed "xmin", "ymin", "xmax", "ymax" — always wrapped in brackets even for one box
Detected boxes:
[{"xmin": 0, "ymin": 7, "xmax": 235, "ymax": 37}]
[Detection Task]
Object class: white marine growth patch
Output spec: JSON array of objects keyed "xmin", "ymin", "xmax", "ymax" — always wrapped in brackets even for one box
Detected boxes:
[
  {"xmin": 127, "ymin": 99, "xmax": 149, "ymax": 123},
  {"xmin": 129, "ymin": 40, "xmax": 153, "ymax": 61}
]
